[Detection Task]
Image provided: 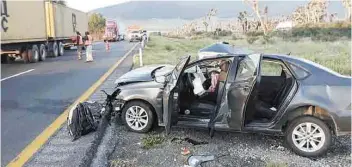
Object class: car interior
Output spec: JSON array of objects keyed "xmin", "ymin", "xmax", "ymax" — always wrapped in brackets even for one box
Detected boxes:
[
  {"xmin": 244, "ymin": 58, "xmax": 294, "ymax": 125},
  {"xmin": 175, "ymin": 57, "xmax": 294, "ymax": 126},
  {"xmin": 177, "ymin": 58, "xmax": 231, "ymax": 120}
]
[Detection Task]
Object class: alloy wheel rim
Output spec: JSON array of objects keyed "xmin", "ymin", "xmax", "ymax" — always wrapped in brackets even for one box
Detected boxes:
[
  {"xmin": 292, "ymin": 122, "xmax": 325, "ymax": 152},
  {"xmin": 125, "ymin": 106, "xmax": 148, "ymax": 131}
]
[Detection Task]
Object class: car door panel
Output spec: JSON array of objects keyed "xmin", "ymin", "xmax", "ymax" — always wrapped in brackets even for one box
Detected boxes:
[
  {"xmin": 163, "ymin": 56, "xmax": 191, "ymax": 134},
  {"xmin": 226, "ymin": 54, "xmax": 262, "ymax": 130}
]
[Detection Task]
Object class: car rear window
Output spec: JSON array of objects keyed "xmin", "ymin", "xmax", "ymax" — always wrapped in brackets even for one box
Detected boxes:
[{"xmin": 287, "ymin": 63, "xmax": 310, "ymax": 79}]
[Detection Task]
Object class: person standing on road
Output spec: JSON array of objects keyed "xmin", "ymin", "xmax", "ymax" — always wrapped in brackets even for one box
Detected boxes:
[
  {"xmin": 104, "ymin": 39, "xmax": 110, "ymax": 52},
  {"xmin": 85, "ymin": 31, "xmax": 94, "ymax": 62},
  {"xmin": 76, "ymin": 31, "xmax": 84, "ymax": 60}
]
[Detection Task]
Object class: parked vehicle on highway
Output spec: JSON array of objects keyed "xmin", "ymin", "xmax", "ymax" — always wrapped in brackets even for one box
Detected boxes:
[
  {"xmin": 1, "ymin": 0, "xmax": 88, "ymax": 63},
  {"xmin": 103, "ymin": 20, "xmax": 119, "ymax": 42},
  {"xmin": 128, "ymin": 30, "xmax": 143, "ymax": 42},
  {"xmin": 105, "ymin": 53, "xmax": 351, "ymax": 157},
  {"xmin": 119, "ymin": 33, "xmax": 125, "ymax": 41}
]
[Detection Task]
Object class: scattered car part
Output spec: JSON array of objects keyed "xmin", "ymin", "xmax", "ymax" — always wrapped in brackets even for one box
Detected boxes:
[
  {"xmin": 181, "ymin": 147, "xmax": 191, "ymax": 156},
  {"xmin": 187, "ymin": 155, "xmax": 215, "ymax": 167},
  {"xmin": 67, "ymin": 102, "xmax": 98, "ymax": 141},
  {"xmin": 171, "ymin": 137, "xmax": 209, "ymax": 146},
  {"xmin": 101, "ymin": 89, "xmax": 122, "ymax": 125}
]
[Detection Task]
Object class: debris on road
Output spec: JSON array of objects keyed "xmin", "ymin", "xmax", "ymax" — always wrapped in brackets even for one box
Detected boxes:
[
  {"xmin": 187, "ymin": 155, "xmax": 215, "ymax": 167},
  {"xmin": 171, "ymin": 137, "xmax": 208, "ymax": 146},
  {"xmin": 108, "ymin": 125, "xmax": 351, "ymax": 167},
  {"xmin": 67, "ymin": 102, "xmax": 101, "ymax": 141},
  {"xmin": 181, "ymin": 147, "xmax": 191, "ymax": 156}
]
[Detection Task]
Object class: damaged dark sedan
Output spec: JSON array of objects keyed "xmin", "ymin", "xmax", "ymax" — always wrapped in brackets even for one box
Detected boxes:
[{"xmin": 109, "ymin": 53, "xmax": 351, "ymax": 157}]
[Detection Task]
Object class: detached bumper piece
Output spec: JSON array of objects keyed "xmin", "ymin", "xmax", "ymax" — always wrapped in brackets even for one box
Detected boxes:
[{"xmin": 67, "ymin": 101, "xmax": 104, "ymax": 141}]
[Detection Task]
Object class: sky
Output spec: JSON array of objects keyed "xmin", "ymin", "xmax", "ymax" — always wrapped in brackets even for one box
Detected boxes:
[{"xmin": 66, "ymin": 0, "xmax": 130, "ymax": 12}]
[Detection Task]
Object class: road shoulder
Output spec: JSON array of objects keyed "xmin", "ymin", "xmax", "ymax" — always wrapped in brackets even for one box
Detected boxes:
[{"xmin": 22, "ymin": 46, "xmax": 136, "ymax": 167}]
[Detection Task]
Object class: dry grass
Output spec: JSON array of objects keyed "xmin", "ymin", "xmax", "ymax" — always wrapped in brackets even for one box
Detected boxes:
[{"xmin": 139, "ymin": 36, "xmax": 351, "ymax": 76}]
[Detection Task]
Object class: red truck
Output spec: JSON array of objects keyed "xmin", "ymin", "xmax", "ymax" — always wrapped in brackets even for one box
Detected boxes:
[{"xmin": 103, "ymin": 20, "xmax": 119, "ymax": 42}]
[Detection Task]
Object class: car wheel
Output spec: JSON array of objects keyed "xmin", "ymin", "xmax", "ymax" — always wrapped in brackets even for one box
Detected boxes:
[
  {"xmin": 122, "ymin": 101, "xmax": 154, "ymax": 133},
  {"xmin": 285, "ymin": 116, "xmax": 331, "ymax": 157}
]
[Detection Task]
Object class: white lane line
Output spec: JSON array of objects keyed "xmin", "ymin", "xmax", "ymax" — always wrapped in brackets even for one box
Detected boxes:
[{"xmin": 1, "ymin": 69, "xmax": 35, "ymax": 82}]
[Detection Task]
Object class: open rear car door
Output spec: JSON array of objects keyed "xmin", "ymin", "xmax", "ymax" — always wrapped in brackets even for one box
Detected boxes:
[
  {"xmin": 226, "ymin": 53, "xmax": 262, "ymax": 130},
  {"xmin": 163, "ymin": 56, "xmax": 191, "ymax": 134}
]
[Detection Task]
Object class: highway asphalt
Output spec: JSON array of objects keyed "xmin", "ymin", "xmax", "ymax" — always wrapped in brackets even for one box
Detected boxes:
[{"xmin": 1, "ymin": 41, "xmax": 135, "ymax": 165}]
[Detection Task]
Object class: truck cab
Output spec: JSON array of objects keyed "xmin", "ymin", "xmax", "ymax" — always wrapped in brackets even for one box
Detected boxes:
[{"xmin": 103, "ymin": 20, "xmax": 119, "ymax": 42}]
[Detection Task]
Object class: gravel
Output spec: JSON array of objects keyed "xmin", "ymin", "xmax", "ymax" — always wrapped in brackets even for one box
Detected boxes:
[{"xmin": 108, "ymin": 119, "xmax": 351, "ymax": 167}]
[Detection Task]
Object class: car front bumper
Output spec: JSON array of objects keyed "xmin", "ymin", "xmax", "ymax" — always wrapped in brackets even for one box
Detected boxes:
[{"xmin": 113, "ymin": 99, "xmax": 125, "ymax": 112}]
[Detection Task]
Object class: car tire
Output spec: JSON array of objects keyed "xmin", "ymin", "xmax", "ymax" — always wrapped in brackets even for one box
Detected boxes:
[
  {"xmin": 58, "ymin": 41, "xmax": 64, "ymax": 56},
  {"xmin": 29, "ymin": 45, "xmax": 39, "ymax": 63},
  {"xmin": 285, "ymin": 116, "xmax": 332, "ymax": 157},
  {"xmin": 39, "ymin": 44, "xmax": 47, "ymax": 61},
  {"xmin": 52, "ymin": 42, "xmax": 59, "ymax": 57},
  {"xmin": 122, "ymin": 101, "xmax": 154, "ymax": 133}
]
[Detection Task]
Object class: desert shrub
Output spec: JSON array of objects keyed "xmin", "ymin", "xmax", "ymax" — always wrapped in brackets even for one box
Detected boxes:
[
  {"xmin": 195, "ymin": 31, "xmax": 204, "ymax": 35},
  {"xmin": 217, "ymin": 30, "xmax": 232, "ymax": 36},
  {"xmin": 246, "ymin": 31, "xmax": 265, "ymax": 37},
  {"xmin": 190, "ymin": 36, "xmax": 204, "ymax": 40},
  {"xmin": 147, "ymin": 42, "xmax": 156, "ymax": 48},
  {"xmin": 150, "ymin": 32, "xmax": 162, "ymax": 36},
  {"xmin": 232, "ymin": 35, "xmax": 238, "ymax": 40},
  {"xmin": 272, "ymin": 25, "xmax": 351, "ymax": 42},
  {"xmin": 212, "ymin": 35, "xmax": 220, "ymax": 40},
  {"xmin": 164, "ymin": 45, "xmax": 174, "ymax": 51},
  {"xmin": 247, "ymin": 36, "xmax": 259, "ymax": 44},
  {"xmin": 260, "ymin": 35, "xmax": 274, "ymax": 44},
  {"xmin": 166, "ymin": 35, "xmax": 185, "ymax": 39},
  {"xmin": 311, "ymin": 33, "xmax": 339, "ymax": 42},
  {"xmin": 141, "ymin": 134, "xmax": 165, "ymax": 149}
]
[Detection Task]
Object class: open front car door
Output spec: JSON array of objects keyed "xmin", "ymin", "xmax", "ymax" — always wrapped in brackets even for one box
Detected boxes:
[{"xmin": 163, "ymin": 56, "xmax": 191, "ymax": 134}]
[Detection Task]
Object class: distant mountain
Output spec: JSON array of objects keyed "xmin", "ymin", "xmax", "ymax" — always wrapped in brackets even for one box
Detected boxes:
[{"xmin": 93, "ymin": 1, "xmax": 345, "ymax": 20}]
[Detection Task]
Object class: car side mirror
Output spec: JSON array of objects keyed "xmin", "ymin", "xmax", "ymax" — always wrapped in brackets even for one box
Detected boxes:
[{"xmin": 155, "ymin": 76, "xmax": 165, "ymax": 83}]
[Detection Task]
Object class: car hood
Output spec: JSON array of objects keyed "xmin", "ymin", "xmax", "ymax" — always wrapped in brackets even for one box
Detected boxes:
[{"xmin": 114, "ymin": 64, "xmax": 174, "ymax": 86}]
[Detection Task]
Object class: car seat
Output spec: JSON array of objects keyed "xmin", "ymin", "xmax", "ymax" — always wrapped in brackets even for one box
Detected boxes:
[{"xmin": 188, "ymin": 81, "xmax": 225, "ymax": 117}]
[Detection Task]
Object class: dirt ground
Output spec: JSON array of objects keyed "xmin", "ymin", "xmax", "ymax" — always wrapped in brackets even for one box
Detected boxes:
[{"xmin": 108, "ymin": 118, "xmax": 351, "ymax": 167}]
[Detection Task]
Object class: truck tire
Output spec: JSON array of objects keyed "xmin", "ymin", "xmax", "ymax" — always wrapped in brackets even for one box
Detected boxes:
[
  {"xmin": 58, "ymin": 41, "xmax": 64, "ymax": 56},
  {"xmin": 39, "ymin": 44, "xmax": 47, "ymax": 61},
  {"xmin": 29, "ymin": 45, "xmax": 39, "ymax": 63},
  {"xmin": 52, "ymin": 42, "xmax": 59, "ymax": 57},
  {"xmin": 1, "ymin": 54, "xmax": 15, "ymax": 64}
]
